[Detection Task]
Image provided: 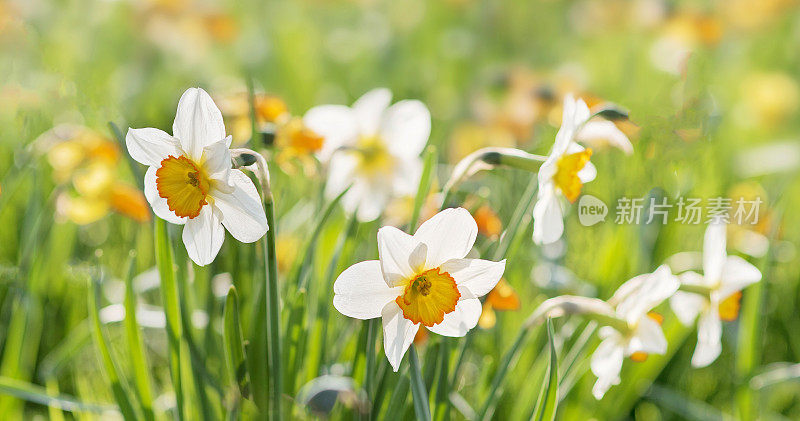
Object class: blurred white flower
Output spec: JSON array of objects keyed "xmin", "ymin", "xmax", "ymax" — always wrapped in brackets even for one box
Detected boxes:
[
  {"xmin": 533, "ymin": 94, "xmax": 597, "ymax": 244},
  {"xmin": 670, "ymin": 223, "xmax": 762, "ymax": 367},
  {"xmin": 126, "ymin": 88, "xmax": 268, "ymax": 266},
  {"xmin": 333, "ymin": 208, "xmax": 505, "ymax": 371},
  {"xmin": 304, "ymin": 88, "xmax": 431, "ymax": 221},
  {"xmin": 591, "ymin": 265, "xmax": 679, "ymax": 399}
]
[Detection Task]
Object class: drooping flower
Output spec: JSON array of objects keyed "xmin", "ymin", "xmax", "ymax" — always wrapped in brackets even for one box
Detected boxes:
[
  {"xmin": 304, "ymin": 88, "xmax": 431, "ymax": 222},
  {"xmin": 590, "ymin": 265, "xmax": 679, "ymax": 399},
  {"xmin": 126, "ymin": 87, "xmax": 268, "ymax": 266},
  {"xmin": 333, "ymin": 208, "xmax": 505, "ymax": 371},
  {"xmin": 532, "ymin": 94, "xmax": 597, "ymax": 244},
  {"xmin": 669, "ymin": 223, "xmax": 762, "ymax": 367}
]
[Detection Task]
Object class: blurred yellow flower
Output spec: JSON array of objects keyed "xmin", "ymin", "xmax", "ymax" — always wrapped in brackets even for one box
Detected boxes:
[
  {"xmin": 722, "ymin": 0, "xmax": 799, "ymax": 31},
  {"xmin": 38, "ymin": 125, "xmax": 150, "ymax": 225},
  {"xmin": 276, "ymin": 234, "xmax": 301, "ymax": 274},
  {"xmin": 478, "ymin": 278, "xmax": 520, "ymax": 329},
  {"xmin": 726, "ymin": 182, "xmax": 774, "ymax": 257},
  {"xmin": 650, "ymin": 12, "xmax": 722, "ymax": 75},
  {"xmin": 447, "ymin": 122, "xmax": 515, "ymax": 164},
  {"xmin": 738, "ymin": 72, "xmax": 799, "ymax": 129},
  {"xmin": 218, "ymin": 92, "xmax": 290, "ymax": 145}
]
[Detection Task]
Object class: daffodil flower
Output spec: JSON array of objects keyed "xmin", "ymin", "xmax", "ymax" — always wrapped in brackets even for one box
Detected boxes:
[
  {"xmin": 591, "ymin": 265, "xmax": 679, "ymax": 399},
  {"xmin": 575, "ymin": 118, "xmax": 633, "ymax": 155},
  {"xmin": 669, "ymin": 223, "xmax": 762, "ymax": 367},
  {"xmin": 333, "ymin": 208, "xmax": 505, "ymax": 371},
  {"xmin": 304, "ymin": 88, "xmax": 431, "ymax": 221},
  {"xmin": 532, "ymin": 94, "xmax": 597, "ymax": 244},
  {"xmin": 126, "ymin": 87, "xmax": 268, "ymax": 266}
]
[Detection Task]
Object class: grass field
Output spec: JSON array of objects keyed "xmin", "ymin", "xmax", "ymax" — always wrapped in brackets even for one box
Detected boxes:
[{"xmin": 1, "ymin": 0, "xmax": 800, "ymax": 419}]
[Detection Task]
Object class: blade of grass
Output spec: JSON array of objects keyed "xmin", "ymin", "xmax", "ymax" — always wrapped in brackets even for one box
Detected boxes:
[
  {"xmin": 45, "ymin": 377, "xmax": 66, "ymax": 421},
  {"xmin": 0, "ymin": 376, "xmax": 116, "ymax": 414},
  {"xmin": 408, "ymin": 346, "xmax": 431, "ymax": 421},
  {"xmin": 531, "ymin": 318, "xmax": 558, "ymax": 421},
  {"xmin": 154, "ymin": 219, "xmax": 185, "ymax": 420},
  {"xmin": 122, "ymin": 253, "xmax": 155, "ymax": 421},
  {"xmin": 224, "ymin": 286, "xmax": 248, "ymax": 418},
  {"xmin": 88, "ymin": 273, "xmax": 139, "ymax": 420}
]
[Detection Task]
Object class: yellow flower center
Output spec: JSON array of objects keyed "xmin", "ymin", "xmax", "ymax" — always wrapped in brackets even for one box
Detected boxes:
[
  {"xmin": 553, "ymin": 148, "xmax": 593, "ymax": 203},
  {"xmin": 396, "ymin": 268, "xmax": 460, "ymax": 327},
  {"xmin": 156, "ymin": 155, "xmax": 211, "ymax": 219},
  {"xmin": 719, "ymin": 291, "xmax": 742, "ymax": 322},
  {"xmin": 355, "ymin": 135, "xmax": 395, "ymax": 177}
]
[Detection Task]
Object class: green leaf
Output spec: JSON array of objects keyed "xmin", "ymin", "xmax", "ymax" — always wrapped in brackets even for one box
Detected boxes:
[
  {"xmin": 532, "ymin": 318, "xmax": 558, "ymax": 421},
  {"xmin": 224, "ymin": 286, "xmax": 249, "ymax": 402},
  {"xmin": 122, "ymin": 254, "xmax": 155, "ymax": 421},
  {"xmin": 0, "ymin": 376, "xmax": 116, "ymax": 414},
  {"xmin": 408, "ymin": 346, "xmax": 432, "ymax": 421},
  {"xmin": 412, "ymin": 145, "xmax": 438, "ymax": 225},
  {"xmin": 88, "ymin": 273, "xmax": 139, "ymax": 420},
  {"xmin": 154, "ymin": 219, "xmax": 185, "ymax": 420}
]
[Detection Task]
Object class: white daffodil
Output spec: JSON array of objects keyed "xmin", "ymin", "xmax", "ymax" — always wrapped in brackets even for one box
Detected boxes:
[
  {"xmin": 532, "ymin": 94, "xmax": 597, "ymax": 244},
  {"xmin": 669, "ymin": 223, "xmax": 762, "ymax": 367},
  {"xmin": 591, "ymin": 265, "xmax": 679, "ymax": 399},
  {"xmin": 333, "ymin": 208, "xmax": 505, "ymax": 371},
  {"xmin": 126, "ymin": 88, "xmax": 268, "ymax": 266},
  {"xmin": 304, "ymin": 88, "xmax": 431, "ymax": 222}
]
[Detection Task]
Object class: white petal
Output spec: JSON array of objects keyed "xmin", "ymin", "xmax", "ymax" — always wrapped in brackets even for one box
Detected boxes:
[
  {"xmin": 615, "ymin": 265, "xmax": 679, "ymax": 325},
  {"xmin": 678, "ymin": 270, "xmax": 711, "ymax": 287},
  {"xmin": 590, "ymin": 336, "xmax": 624, "ymax": 397},
  {"xmin": 173, "ymin": 88, "xmax": 227, "ymax": 161},
  {"xmin": 532, "ymin": 187, "xmax": 564, "ymax": 245},
  {"xmin": 143, "ymin": 166, "xmax": 186, "ymax": 225},
  {"xmin": 304, "ymin": 105, "xmax": 359, "ymax": 161},
  {"xmin": 413, "ymin": 208, "xmax": 478, "ymax": 269},
  {"xmin": 333, "ymin": 260, "xmax": 400, "ymax": 319},
  {"xmin": 182, "ymin": 205, "xmax": 225, "ymax": 266},
  {"xmin": 565, "ymin": 142, "xmax": 596, "ymax": 183},
  {"xmin": 593, "ymin": 375, "xmax": 619, "ymax": 400},
  {"xmin": 125, "ymin": 128, "xmax": 182, "ymax": 167},
  {"xmin": 380, "ymin": 99, "xmax": 431, "ymax": 159},
  {"xmin": 578, "ymin": 161, "xmax": 597, "ymax": 184},
  {"xmin": 324, "ymin": 153, "xmax": 358, "ymax": 200},
  {"xmin": 576, "ymin": 120, "xmax": 633, "ymax": 155},
  {"xmin": 353, "ymin": 88, "xmax": 392, "ymax": 135},
  {"xmin": 378, "ymin": 226, "xmax": 422, "ymax": 286},
  {"xmin": 392, "ymin": 155, "xmax": 423, "ymax": 197},
  {"xmin": 628, "ymin": 316, "xmax": 667, "ymax": 355},
  {"xmin": 692, "ymin": 305, "xmax": 722, "ymax": 367},
  {"xmin": 201, "ymin": 136, "xmax": 232, "ymax": 181},
  {"xmin": 426, "ymin": 298, "xmax": 481, "ymax": 337},
  {"xmin": 718, "ymin": 256, "xmax": 762, "ymax": 299},
  {"xmin": 669, "ymin": 291, "xmax": 707, "ymax": 326},
  {"xmin": 439, "ymin": 258, "xmax": 505, "ymax": 298},
  {"xmin": 354, "ymin": 187, "xmax": 389, "ymax": 222},
  {"xmin": 213, "ymin": 170, "xmax": 267, "ymax": 243},
  {"xmin": 382, "ymin": 301, "xmax": 419, "ymax": 372},
  {"xmin": 703, "ymin": 222, "xmax": 728, "ymax": 283}
]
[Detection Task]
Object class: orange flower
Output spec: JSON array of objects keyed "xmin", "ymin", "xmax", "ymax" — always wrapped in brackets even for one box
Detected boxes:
[
  {"xmin": 473, "ymin": 205, "xmax": 503, "ymax": 240},
  {"xmin": 478, "ymin": 279, "xmax": 520, "ymax": 329}
]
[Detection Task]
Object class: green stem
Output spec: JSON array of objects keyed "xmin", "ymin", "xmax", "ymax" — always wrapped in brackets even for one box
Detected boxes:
[
  {"xmin": 408, "ymin": 346, "xmax": 431, "ymax": 421},
  {"xmin": 263, "ymin": 199, "xmax": 282, "ymax": 420},
  {"xmin": 365, "ymin": 319, "xmax": 378, "ymax": 409}
]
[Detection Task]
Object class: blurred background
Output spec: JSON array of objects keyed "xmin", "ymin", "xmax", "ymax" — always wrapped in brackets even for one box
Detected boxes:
[{"xmin": 1, "ymin": 0, "xmax": 800, "ymax": 419}]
